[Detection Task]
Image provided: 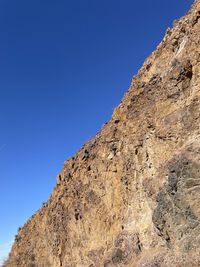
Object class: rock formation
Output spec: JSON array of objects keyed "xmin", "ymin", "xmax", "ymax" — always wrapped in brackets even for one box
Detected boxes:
[{"xmin": 5, "ymin": 1, "xmax": 200, "ymax": 266}]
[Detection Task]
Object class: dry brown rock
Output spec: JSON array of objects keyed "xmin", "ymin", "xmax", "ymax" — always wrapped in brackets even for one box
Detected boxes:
[{"xmin": 5, "ymin": 1, "xmax": 200, "ymax": 266}]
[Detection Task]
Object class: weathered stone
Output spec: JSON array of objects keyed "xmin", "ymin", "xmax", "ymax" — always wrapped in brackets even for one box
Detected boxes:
[{"xmin": 4, "ymin": 1, "xmax": 200, "ymax": 266}]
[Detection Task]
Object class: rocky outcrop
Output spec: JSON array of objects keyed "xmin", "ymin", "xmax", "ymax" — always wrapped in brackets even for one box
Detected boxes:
[{"xmin": 5, "ymin": 1, "xmax": 200, "ymax": 266}]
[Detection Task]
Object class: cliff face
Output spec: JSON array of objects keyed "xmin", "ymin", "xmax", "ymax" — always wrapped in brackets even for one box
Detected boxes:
[{"xmin": 5, "ymin": 1, "xmax": 200, "ymax": 266}]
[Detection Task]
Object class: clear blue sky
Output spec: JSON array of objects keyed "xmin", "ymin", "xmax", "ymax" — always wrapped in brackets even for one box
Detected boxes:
[{"xmin": 0, "ymin": 0, "xmax": 193, "ymax": 263}]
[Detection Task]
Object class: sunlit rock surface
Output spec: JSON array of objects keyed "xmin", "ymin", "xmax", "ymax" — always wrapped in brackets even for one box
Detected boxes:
[{"xmin": 5, "ymin": 1, "xmax": 200, "ymax": 266}]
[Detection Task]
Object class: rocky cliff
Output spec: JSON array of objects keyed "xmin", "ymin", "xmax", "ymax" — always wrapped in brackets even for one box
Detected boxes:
[{"xmin": 5, "ymin": 1, "xmax": 200, "ymax": 266}]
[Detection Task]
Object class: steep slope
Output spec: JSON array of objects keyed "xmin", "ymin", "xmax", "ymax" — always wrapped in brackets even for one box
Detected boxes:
[{"xmin": 5, "ymin": 1, "xmax": 200, "ymax": 266}]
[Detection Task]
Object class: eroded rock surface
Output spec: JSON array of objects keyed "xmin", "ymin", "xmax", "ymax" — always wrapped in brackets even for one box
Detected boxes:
[{"xmin": 5, "ymin": 1, "xmax": 200, "ymax": 266}]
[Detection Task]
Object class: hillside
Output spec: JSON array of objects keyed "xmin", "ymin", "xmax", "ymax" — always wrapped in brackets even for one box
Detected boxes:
[{"xmin": 5, "ymin": 1, "xmax": 200, "ymax": 266}]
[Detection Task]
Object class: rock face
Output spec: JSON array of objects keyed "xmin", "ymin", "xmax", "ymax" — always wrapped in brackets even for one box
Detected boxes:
[{"xmin": 5, "ymin": 1, "xmax": 200, "ymax": 266}]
